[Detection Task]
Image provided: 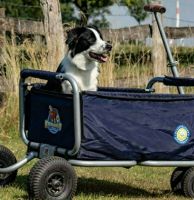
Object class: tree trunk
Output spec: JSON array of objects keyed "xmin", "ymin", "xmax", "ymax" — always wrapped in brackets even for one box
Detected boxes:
[{"xmin": 40, "ymin": 0, "xmax": 65, "ymax": 71}]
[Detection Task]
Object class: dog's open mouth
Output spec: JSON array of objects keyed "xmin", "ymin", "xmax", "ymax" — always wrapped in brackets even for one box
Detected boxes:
[{"xmin": 89, "ymin": 52, "xmax": 108, "ymax": 63}]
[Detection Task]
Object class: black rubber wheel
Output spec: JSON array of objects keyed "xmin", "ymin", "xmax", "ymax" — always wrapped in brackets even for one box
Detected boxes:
[
  {"xmin": 182, "ymin": 167, "xmax": 194, "ymax": 198},
  {"xmin": 28, "ymin": 160, "xmax": 38, "ymax": 200},
  {"xmin": 170, "ymin": 167, "xmax": 188, "ymax": 194},
  {"xmin": 0, "ymin": 145, "xmax": 17, "ymax": 186},
  {"xmin": 28, "ymin": 156, "xmax": 77, "ymax": 200}
]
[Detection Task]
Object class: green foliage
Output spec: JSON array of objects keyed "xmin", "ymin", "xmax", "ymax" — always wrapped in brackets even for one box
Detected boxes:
[
  {"xmin": 115, "ymin": 44, "xmax": 194, "ymax": 66},
  {"xmin": 60, "ymin": 2, "xmax": 77, "ymax": 24},
  {"xmin": 173, "ymin": 46, "xmax": 194, "ymax": 66},
  {"xmin": 115, "ymin": 44, "xmax": 151, "ymax": 65},
  {"xmin": 62, "ymin": 0, "xmax": 114, "ymax": 18},
  {"xmin": 0, "ymin": 0, "xmax": 43, "ymax": 20},
  {"xmin": 121, "ymin": 0, "xmax": 150, "ymax": 24},
  {"xmin": 0, "ymin": 0, "xmax": 115, "ymax": 27},
  {"xmin": 60, "ymin": 0, "xmax": 115, "ymax": 27},
  {"xmin": 65, "ymin": 0, "xmax": 151, "ymax": 26},
  {"xmin": 0, "ymin": 0, "xmax": 151, "ymax": 27},
  {"xmin": 60, "ymin": 0, "xmax": 151, "ymax": 27}
]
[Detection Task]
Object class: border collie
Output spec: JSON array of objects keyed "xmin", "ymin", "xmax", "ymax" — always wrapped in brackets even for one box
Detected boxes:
[{"xmin": 46, "ymin": 26, "xmax": 112, "ymax": 93}]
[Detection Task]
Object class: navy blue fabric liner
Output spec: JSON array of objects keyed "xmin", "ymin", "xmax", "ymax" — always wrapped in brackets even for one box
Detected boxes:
[
  {"xmin": 77, "ymin": 91, "xmax": 194, "ymax": 161},
  {"xmin": 98, "ymin": 87, "xmax": 147, "ymax": 93},
  {"xmin": 26, "ymin": 87, "xmax": 74, "ymax": 149},
  {"xmin": 26, "ymin": 86, "xmax": 194, "ymax": 161}
]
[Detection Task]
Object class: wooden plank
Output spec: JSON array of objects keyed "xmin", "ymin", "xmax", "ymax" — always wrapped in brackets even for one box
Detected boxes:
[
  {"xmin": 0, "ymin": 8, "xmax": 5, "ymax": 17},
  {"xmin": 101, "ymin": 25, "xmax": 151, "ymax": 42},
  {"xmin": 102, "ymin": 26, "xmax": 194, "ymax": 42},
  {"xmin": 0, "ymin": 17, "xmax": 194, "ymax": 41},
  {"xmin": 3, "ymin": 18, "xmax": 44, "ymax": 35},
  {"xmin": 0, "ymin": 8, "xmax": 5, "ymax": 65},
  {"xmin": 0, "ymin": 8, "xmax": 5, "ymax": 38},
  {"xmin": 165, "ymin": 26, "xmax": 194, "ymax": 39}
]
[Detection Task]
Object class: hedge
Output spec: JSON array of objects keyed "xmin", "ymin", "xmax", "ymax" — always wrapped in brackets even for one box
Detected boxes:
[{"xmin": 115, "ymin": 44, "xmax": 194, "ymax": 66}]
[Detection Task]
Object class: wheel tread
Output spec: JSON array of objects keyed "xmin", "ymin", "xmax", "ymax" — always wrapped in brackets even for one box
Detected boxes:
[
  {"xmin": 0, "ymin": 145, "xmax": 17, "ymax": 186},
  {"xmin": 182, "ymin": 167, "xmax": 194, "ymax": 198},
  {"xmin": 28, "ymin": 156, "xmax": 77, "ymax": 200},
  {"xmin": 170, "ymin": 167, "xmax": 188, "ymax": 194}
]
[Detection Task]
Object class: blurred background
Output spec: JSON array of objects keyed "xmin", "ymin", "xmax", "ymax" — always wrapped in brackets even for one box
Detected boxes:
[
  {"xmin": 0, "ymin": 1, "xmax": 194, "ymax": 199},
  {"xmin": 0, "ymin": 0, "xmax": 193, "ymax": 92},
  {"xmin": 1, "ymin": 0, "xmax": 194, "ymax": 127}
]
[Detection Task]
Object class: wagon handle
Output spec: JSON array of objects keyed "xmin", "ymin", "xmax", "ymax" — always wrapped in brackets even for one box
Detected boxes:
[
  {"xmin": 144, "ymin": 4, "xmax": 166, "ymax": 14},
  {"xmin": 163, "ymin": 76, "xmax": 194, "ymax": 86},
  {"xmin": 20, "ymin": 69, "xmax": 60, "ymax": 81},
  {"xmin": 146, "ymin": 76, "xmax": 194, "ymax": 90},
  {"xmin": 144, "ymin": 3, "xmax": 184, "ymax": 94}
]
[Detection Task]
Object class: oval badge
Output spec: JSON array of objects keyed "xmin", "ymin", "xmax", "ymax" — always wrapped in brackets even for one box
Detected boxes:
[
  {"xmin": 45, "ymin": 105, "xmax": 62, "ymax": 134},
  {"xmin": 174, "ymin": 125, "xmax": 190, "ymax": 144}
]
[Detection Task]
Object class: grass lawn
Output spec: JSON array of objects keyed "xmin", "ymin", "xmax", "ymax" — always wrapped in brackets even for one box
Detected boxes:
[
  {"xmin": 1, "ymin": 35, "xmax": 194, "ymax": 200},
  {"xmin": 0, "ymin": 135, "xmax": 190, "ymax": 200}
]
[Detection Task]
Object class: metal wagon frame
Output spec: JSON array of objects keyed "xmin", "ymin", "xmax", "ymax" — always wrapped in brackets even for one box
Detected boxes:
[{"xmin": 1, "ymin": 3, "xmax": 194, "ymax": 199}]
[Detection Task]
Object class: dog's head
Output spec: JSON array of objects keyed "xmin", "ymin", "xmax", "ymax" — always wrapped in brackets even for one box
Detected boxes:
[{"xmin": 66, "ymin": 26, "xmax": 112, "ymax": 67}]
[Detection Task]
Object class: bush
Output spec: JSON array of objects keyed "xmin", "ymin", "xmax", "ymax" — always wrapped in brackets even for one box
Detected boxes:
[{"xmin": 115, "ymin": 44, "xmax": 194, "ymax": 66}]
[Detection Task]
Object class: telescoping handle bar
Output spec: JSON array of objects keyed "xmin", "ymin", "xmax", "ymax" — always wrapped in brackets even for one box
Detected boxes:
[{"xmin": 144, "ymin": 4, "xmax": 184, "ymax": 94}]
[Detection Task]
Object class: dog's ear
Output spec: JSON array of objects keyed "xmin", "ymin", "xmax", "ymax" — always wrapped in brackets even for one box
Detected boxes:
[
  {"xmin": 87, "ymin": 25, "xmax": 103, "ymax": 39},
  {"xmin": 87, "ymin": 25, "xmax": 98, "ymax": 31},
  {"xmin": 66, "ymin": 27, "xmax": 86, "ymax": 49}
]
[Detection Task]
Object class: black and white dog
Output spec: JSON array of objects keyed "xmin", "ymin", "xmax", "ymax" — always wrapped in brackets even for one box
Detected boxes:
[{"xmin": 46, "ymin": 26, "xmax": 112, "ymax": 93}]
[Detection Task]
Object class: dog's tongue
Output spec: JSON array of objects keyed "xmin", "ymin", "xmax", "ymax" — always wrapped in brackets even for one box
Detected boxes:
[
  {"xmin": 100, "ymin": 55, "xmax": 108, "ymax": 62},
  {"xmin": 89, "ymin": 52, "xmax": 108, "ymax": 63}
]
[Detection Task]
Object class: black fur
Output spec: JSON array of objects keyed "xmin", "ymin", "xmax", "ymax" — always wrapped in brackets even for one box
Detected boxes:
[
  {"xmin": 44, "ymin": 26, "xmax": 106, "ymax": 92},
  {"xmin": 66, "ymin": 26, "xmax": 101, "ymax": 57}
]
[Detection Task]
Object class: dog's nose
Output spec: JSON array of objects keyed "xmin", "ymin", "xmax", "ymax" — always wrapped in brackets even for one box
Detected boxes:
[{"xmin": 105, "ymin": 43, "xmax": 112, "ymax": 51}]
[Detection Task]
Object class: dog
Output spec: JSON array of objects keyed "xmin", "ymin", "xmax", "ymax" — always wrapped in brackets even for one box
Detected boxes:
[{"xmin": 45, "ymin": 26, "xmax": 112, "ymax": 93}]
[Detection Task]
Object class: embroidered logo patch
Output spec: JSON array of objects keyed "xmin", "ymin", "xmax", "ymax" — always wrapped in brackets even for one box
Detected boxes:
[
  {"xmin": 45, "ymin": 105, "xmax": 62, "ymax": 134},
  {"xmin": 174, "ymin": 125, "xmax": 190, "ymax": 144}
]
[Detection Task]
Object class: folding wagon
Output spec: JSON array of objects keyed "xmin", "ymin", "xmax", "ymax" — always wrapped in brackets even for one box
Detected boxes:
[{"xmin": 1, "ymin": 3, "xmax": 194, "ymax": 200}]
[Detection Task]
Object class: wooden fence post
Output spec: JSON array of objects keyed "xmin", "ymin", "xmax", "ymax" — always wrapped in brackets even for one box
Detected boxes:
[
  {"xmin": 152, "ymin": 3, "xmax": 169, "ymax": 93},
  {"xmin": 0, "ymin": 8, "xmax": 5, "ymax": 65},
  {"xmin": 40, "ymin": 0, "xmax": 65, "ymax": 70}
]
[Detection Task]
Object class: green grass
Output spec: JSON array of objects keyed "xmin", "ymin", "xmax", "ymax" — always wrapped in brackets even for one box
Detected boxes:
[
  {"xmin": 0, "ymin": 39, "xmax": 192, "ymax": 199},
  {"xmin": 0, "ymin": 135, "xmax": 190, "ymax": 200}
]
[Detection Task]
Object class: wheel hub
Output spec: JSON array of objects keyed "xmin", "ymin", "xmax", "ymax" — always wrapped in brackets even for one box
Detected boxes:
[
  {"xmin": 0, "ymin": 162, "xmax": 9, "ymax": 180},
  {"xmin": 51, "ymin": 179, "xmax": 62, "ymax": 189},
  {"xmin": 47, "ymin": 172, "xmax": 66, "ymax": 196}
]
